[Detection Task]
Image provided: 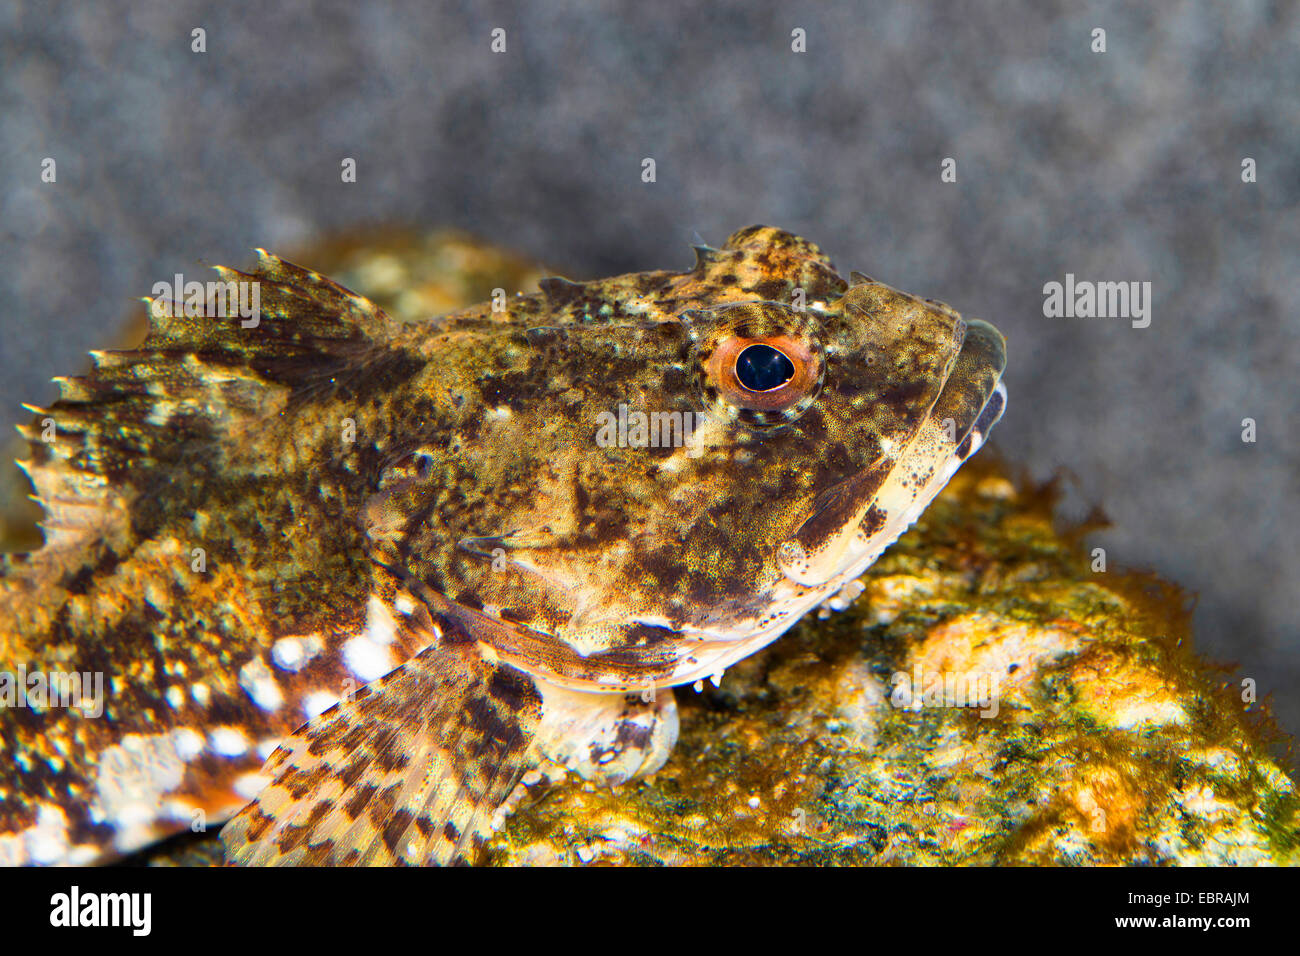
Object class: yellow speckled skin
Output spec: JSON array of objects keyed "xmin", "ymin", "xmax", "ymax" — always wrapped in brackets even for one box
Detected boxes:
[{"xmin": 0, "ymin": 226, "xmax": 1005, "ymax": 865}]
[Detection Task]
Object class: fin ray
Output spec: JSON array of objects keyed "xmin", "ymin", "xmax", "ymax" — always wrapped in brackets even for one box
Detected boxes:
[{"xmin": 221, "ymin": 638, "xmax": 543, "ymax": 866}]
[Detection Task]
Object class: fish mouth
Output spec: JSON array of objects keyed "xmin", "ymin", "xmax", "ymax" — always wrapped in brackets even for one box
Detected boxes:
[{"xmin": 778, "ymin": 319, "xmax": 1007, "ymax": 589}]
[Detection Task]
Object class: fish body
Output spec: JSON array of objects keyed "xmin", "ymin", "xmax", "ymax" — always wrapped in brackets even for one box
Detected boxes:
[{"xmin": 0, "ymin": 226, "xmax": 1005, "ymax": 865}]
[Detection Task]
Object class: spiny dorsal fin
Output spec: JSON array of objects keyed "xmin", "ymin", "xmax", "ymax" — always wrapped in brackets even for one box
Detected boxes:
[
  {"xmin": 137, "ymin": 251, "xmax": 403, "ymax": 390},
  {"xmin": 220, "ymin": 637, "xmax": 544, "ymax": 866},
  {"xmin": 11, "ymin": 252, "xmax": 419, "ymax": 556}
]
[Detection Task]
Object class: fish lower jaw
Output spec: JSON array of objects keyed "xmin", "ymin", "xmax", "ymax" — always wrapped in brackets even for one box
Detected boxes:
[{"xmin": 664, "ymin": 575, "xmax": 849, "ymax": 690}]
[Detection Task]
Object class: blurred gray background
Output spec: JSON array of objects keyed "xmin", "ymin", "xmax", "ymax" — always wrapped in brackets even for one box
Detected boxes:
[{"xmin": 2, "ymin": 1, "xmax": 1297, "ymax": 747}]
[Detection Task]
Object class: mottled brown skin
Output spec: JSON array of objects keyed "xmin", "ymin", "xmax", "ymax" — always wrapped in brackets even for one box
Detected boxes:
[{"xmin": 0, "ymin": 226, "xmax": 1006, "ymax": 865}]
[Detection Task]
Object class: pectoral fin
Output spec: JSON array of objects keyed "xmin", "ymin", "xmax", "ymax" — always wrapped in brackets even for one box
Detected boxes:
[{"xmin": 220, "ymin": 639, "xmax": 543, "ymax": 866}]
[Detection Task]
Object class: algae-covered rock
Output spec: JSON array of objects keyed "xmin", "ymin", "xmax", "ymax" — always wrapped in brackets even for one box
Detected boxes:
[{"xmin": 5, "ymin": 232, "xmax": 1295, "ymax": 866}]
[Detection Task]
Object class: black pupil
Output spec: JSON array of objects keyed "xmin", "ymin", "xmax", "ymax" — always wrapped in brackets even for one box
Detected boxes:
[{"xmin": 735, "ymin": 344, "xmax": 795, "ymax": 392}]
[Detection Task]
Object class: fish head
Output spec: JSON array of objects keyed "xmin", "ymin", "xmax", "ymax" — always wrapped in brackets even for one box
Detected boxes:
[{"xmin": 373, "ymin": 228, "xmax": 1007, "ymax": 691}]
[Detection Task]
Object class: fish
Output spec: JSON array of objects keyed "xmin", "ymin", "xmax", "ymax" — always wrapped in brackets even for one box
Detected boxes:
[{"xmin": 0, "ymin": 225, "xmax": 1006, "ymax": 865}]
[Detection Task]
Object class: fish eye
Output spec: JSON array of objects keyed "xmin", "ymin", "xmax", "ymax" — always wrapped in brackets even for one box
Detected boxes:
[
  {"xmin": 688, "ymin": 302, "xmax": 825, "ymax": 428},
  {"xmin": 735, "ymin": 344, "xmax": 795, "ymax": 392}
]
